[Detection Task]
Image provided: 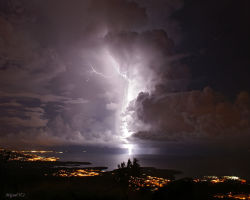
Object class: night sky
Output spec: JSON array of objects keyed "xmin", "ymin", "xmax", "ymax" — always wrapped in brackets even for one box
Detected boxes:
[{"xmin": 0, "ymin": 0, "xmax": 250, "ymax": 160}]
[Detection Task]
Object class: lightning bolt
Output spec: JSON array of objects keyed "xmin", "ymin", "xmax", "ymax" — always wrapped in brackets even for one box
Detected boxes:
[
  {"xmin": 103, "ymin": 53, "xmax": 133, "ymax": 138},
  {"xmin": 89, "ymin": 65, "xmax": 112, "ymax": 79},
  {"xmin": 87, "ymin": 50, "xmax": 136, "ymax": 155}
]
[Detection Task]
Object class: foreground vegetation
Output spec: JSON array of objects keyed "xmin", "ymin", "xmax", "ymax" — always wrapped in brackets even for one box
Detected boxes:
[{"xmin": 1, "ymin": 150, "xmax": 250, "ymax": 200}]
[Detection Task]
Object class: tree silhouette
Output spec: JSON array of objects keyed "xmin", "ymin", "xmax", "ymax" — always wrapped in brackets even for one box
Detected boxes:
[
  {"xmin": 115, "ymin": 158, "xmax": 141, "ymax": 187},
  {"xmin": 115, "ymin": 158, "xmax": 142, "ymax": 199}
]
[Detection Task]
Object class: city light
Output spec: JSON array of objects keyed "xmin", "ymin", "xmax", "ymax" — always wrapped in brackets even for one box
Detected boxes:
[
  {"xmin": 7, "ymin": 150, "xmax": 59, "ymax": 162},
  {"xmin": 214, "ymin": 192, "xmax": 250, "ymax": 199},
  {"xmin": 129, "ymin": 175, "xmax": 171, "ymax": 191},
  {"xmin": 53, "ymin": 169, "xmax": 101, "ymax": 177},
  {"xmin": 193, "ymin": 176, "xmax": 247, "ymax": 184}
]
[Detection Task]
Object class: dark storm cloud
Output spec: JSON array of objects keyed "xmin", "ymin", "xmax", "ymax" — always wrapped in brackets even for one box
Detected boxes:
[
  {"xmin": 105, "ymin": 29, "xmax": 176, "ymax": 89},
  {"xmin": 131, "ymin": 88, "xmax": 250, "ymax": 141},
  {"xmin": 1, "ymin": 0, "xmax": 248, "ymax": 148},
  {"xmin": 0, "ymin": 0, "xmax": 151, "ymax": 146},
  {"xmin": 134, "ymin": 0, "xmax": 184, "ymax": 42}
]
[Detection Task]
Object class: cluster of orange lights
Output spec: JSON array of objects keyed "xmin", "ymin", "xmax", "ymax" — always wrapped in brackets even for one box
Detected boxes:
[
  {"xmin": 25, "ymin": 156, "xmax": 59, "ymax": 162},
  {"xmin": 53, "ymin": 169, "xmax": 101, "ymax": 177},
  {"xmin": 214, "ymin": 193, "xmax": 250, "ymax": 200},
  {"xmin": 129, "ymin": 176, "xmax": 171, "ymax": 191},
  {"xmin": 193, "ymin": 176, "xmax": 247, "ymax": 184},
  {"xmin": 10, "ymin": 155, "xmax": 59, "ymax": 162},
  {"xmin": 9, "ymin": 151, "xmax": 59, "ymax": 162}
]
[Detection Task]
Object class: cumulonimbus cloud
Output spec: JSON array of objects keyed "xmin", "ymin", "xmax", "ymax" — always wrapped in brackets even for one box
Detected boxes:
[
  {"xmin": 131, "ymin": 88, "xmax": 250, "ymax": 141},
  {"xmin": 1, "ymin": 0, "xmax": 246, "ymax": 148}
]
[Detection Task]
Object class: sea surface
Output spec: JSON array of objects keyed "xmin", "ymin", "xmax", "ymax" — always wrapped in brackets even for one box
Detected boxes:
[{"xmin": 52, "ymin": 151, "xmax": 250, "ymax": 179}]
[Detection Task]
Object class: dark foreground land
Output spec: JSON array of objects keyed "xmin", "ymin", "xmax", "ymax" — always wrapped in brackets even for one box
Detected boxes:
[{"xmin": 1, "ymin": 151, "xmax": 250, "ymax": 200}]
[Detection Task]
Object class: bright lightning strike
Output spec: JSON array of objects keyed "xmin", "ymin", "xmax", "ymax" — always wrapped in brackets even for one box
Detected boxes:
[
  {"xmin": 103, "ymin": 51, "xmax": 133, "ymax": 138},
  {"xmin": 87, "ymin": 49, "xmax": 144, "ymax": 155}
]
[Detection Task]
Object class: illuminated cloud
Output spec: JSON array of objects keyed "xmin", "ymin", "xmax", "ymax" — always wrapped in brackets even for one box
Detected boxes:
[
  {"xmin": 0, "ymin": 0, "xmax": 150, "ymax": 146},
  {"xmin": 1, "ymin": 0, "xmax": 248, "ymax": 149},
  {"xmin": 131, "ymin": 88, "xmax": 250, "ymax": 140}
]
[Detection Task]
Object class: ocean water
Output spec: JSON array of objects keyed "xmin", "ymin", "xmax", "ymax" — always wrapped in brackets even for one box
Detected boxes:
[{"xmin": 55, "ymin": 151, "xmax": 250, "ymax": 179}]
